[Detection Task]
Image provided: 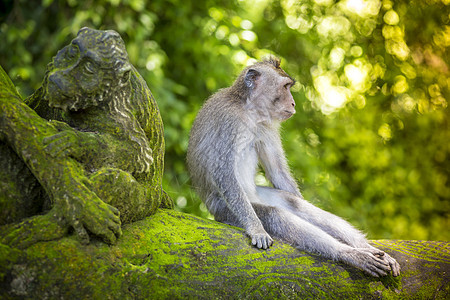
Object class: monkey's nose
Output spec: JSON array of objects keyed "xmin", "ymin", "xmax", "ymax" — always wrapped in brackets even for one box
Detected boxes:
[{"xmin": 292, "ymin": 102, "xmax": 296, "ymax": 107}]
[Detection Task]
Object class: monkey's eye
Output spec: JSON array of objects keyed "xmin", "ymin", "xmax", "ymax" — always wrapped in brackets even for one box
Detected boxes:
[
  {"xmin": 121, "ymin": 70, "xmax": 130, "ymax": 83},
  {"xmin": 272, "ymin": 97, "xmax": 280, "ymax": 104},
  {"xmin": 62, "ymin": 44, "xmax": 80, "ymax": 64},
  {"xmin": 122, "ymin": 71, "xmax": 130, "ymax": 82},
  {"xmin": 67, "ymin": 45, "xmax": 78, "ymax": 59},
  {"xmin": 284, "ymin": 83, "xmax": 291, "ymax": 89},
  {"xmin": 83, "ymin": 61, "xmax": 95, "ymax": 74}
]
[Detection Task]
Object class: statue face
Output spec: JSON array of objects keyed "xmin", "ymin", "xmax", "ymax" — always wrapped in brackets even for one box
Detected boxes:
[{"xmin": 45, "ymin": 27, "xmax": 132, "ymax": 111}]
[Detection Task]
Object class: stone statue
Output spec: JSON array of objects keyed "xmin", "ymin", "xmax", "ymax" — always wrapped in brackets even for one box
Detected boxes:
[{"xmin": 0, "ymin": 27, "xmax": 172, "ymax": 248}]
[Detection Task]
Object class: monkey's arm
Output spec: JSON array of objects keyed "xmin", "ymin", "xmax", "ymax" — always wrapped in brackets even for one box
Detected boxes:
[
  {"xmin": 43, "ymin": 120, "xmax": 153, "ymax": 173},
  {"xmin": 208, "ymin": 134, "xmax": 273, "ymax": 249},
  {"xmin": 218, "ymin": 181, "xmax": 273, "ymax": 249},
  {"xmin": 257, "ymin": 132, "xmax": 302, "ymax": 197}
]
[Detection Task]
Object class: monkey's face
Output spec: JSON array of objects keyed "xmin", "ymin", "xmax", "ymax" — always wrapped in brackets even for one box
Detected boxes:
[
  {"xmin": 247, "ymin": 66, "xmax": 296, "ymax": 122},
  {"xmin": 44, "ymin": 27, "xmax": 131, "ymax": 111},
  {"xmin": 269, "ymin": 75, "xmax": 296, "ymax": 121}
]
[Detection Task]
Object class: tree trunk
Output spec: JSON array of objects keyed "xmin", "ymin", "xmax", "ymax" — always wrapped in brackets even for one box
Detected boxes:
[{"xmin": 0, "ymin": 209, "xmax": 448, "ymax": 299}]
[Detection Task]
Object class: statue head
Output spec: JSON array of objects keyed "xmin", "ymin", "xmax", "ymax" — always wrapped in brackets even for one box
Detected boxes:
[{"xmin": 45, "ymin": 27, "xmax": 132, "ymax": 111}]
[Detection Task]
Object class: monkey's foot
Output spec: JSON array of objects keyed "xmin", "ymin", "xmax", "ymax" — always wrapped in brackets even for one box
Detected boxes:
[
  {"xmin": 0, "ymin": 211, "xmax": 69, "ymax": 249},
  {"xmin": 382, "ymin": 252, "xmax": 401, "ymax": 276},
  {"xmin": 360, "ymin": 246, "xmax": 401, "ymax": 276},
  {"xmin": 340, "ymin": 248, "xmax": 392, "ymax": 277}
]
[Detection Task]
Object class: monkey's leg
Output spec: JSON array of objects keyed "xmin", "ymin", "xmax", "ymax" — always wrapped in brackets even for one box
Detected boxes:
[
  {"xmin": 257, "ymin": 186, "xmax": 369, "ymax": 247},
  {"xmin": 89, "ymin": 168, "xmax": 157, "ymax": 224},
  {"xmin": 251, "ymin": 203, "xmax": 391, "ymax": 277},
  {"xmin": 0, "ymin": 210, "xmax": 69, "ymax": 249},
  {"xmin": 256, "ymin": 186, "xmax": 400, "ymax": 276}
]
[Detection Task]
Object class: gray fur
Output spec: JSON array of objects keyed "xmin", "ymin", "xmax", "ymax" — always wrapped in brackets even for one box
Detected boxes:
[{"xmin": 187, "ymin": 59, "xmax": 400, "ymax": 277}]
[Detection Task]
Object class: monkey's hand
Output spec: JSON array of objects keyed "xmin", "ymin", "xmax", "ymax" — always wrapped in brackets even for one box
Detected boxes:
[
  {"xmin": 248, "ymin": 227, "xmax": 273, "ymax": 250},
  {"xmin": 52, "ymin": 176, "xmax": 122, "ymax": 245},
  {"xmin": 44, "ymin": 121, "xmax": 83, "ymax": 158}
]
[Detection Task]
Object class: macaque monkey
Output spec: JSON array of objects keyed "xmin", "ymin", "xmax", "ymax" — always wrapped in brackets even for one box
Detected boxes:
[{"xmin": 187, "ymin": 58, "xmax": 400, "ymax": 277}]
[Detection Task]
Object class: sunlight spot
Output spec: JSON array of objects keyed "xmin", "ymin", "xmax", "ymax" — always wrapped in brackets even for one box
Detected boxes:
[
  {"xmin": 246, "ymin": 58, "xmax": 258, "ymax": 66},
  {"xmin": 145, "ymin": 54, "xmax": 164, "ymax": 71},
  {"xmin": 317, "ymin": 16, "xmax": 351, "ymax": 39},
  {"xmin": 314, "ymin": 0, "xmax": 334, "ymax": 6},
  {"xmin": 285, "ymin": 15, "xmax": 300, "ymax": 30},
  {"xmin": 232, "ymin": 50, "xmax": 249, "ymax": 65},
  {"xmin": 241, "ymin": 19, "xmax": 253, "ymax": 30},
  {"xmin": 346, "ymin": 0, "xmax": 365, "ymax": 14},
  {"xmin": 397, "ymin": 94, "xmax": 416, "ymax": 112},
  {"xmin": 209, "ymin": 7, "xmax": 224, "ymax": 21},
  {"xmin": 383, "ymin": 10, "xmax": 399, "ymax": 26},
  {"xmin": 229, "ymin": 33, "xmax": 240, "ymax": 46},
  {"xmin": 400, "ymin": 62, "xmax": 417, "ymax": 79},
  {"xmin": 344, "ymin": 59, "xmax": 372, "ymax": 92},
  {"xmin": 231, "ymin": 16, "xmax": 242, "ymax": 28},
  {"xmin": 329, "ymin": 47, "xmax": 346, "ymax": 69},
  {"xmin": 345, "ymin": 64, "xmax": 365, "ymax": 87},
  {"xmin": 313, "ymin": 74, "xmax": 350, "ymax": 114},
  {"xmin": 176, "ymin": 196, "xmax": 187, "ymax": 208},
  {"xmin": 287, "ymin": 15, "xmax": 313, "ymax": 34},
  {"xmin": 255, "ymin": 173, "xmax": 270, "ymax": 186},
  {"xmin": 350, "ymin": 45, "xmax": 363, "ymax": 57},
  {"xmin": 354, "ymin": 94, "xmax": 366, "ymax": 109},
  {"xmin": 343, "ymin": 0, "xmax": 381, "ymax": 17},
  {"xmin": 324, "ymin": 87, "xmax": 348, "ymax": 109},
  {"xmin": 378, "ymin": 123, "xmax": 392, "ymax": 141},
  {"xmin": 392, "ymin": 75, "xmax": 408, "ymax": 94},
  {"xmin": 215, "ymin": 25, "xmax": 229, "ymax": 40},
  {"xmin": 240, "ymin": 30, "xmax": 257, "ymax": 42}
]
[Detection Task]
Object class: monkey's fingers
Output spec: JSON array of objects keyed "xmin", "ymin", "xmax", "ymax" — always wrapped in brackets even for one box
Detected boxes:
[
  {"xmin": 49, "ymin": 119, "xmax": 72, "ymax": 131},
  {"xmin": 83, "ymin": 205, "xmax": 122, "ymax": 245},
  {"xmin": 72, "ymin": 221, "xmax": 90, "ymax": 245},
  {"xmin": 251, "ymin": 234, "xmax": 273, "ymax": 250},
  {"xmin": 385, "ymin": 254, "xmax": 401, "ymax": 276},
  {"xmin": 367, "ymin": 254, "xmax": 391, "ymax": 277},
  {"xmin": 344, "ymin": 249, "xmax": 390, "ymax": 277},
  {"xmin": 362, "ymin": 247, "xmax": 400, "ymax": 276},
  {"xmin": 43, "ymin": 133, "xmax": 73, "ymax": 157},
  {"xmin": 358, "ymin": 247, "xmax": 385, "ymax": 258}
]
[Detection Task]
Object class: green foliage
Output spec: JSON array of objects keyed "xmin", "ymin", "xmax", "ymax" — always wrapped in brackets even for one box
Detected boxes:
[{"xmin": 1, "ymin": 0, "xmax": 448, "ymax": 240}]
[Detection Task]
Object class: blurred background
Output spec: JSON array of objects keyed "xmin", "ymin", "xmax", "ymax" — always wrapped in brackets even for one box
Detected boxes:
[{"xmin": 0, "ymin": 0, "xmax": 448, "ymax": 241}]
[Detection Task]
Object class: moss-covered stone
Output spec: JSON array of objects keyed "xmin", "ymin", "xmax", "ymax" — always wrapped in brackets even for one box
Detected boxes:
[
  {"xmin": 0, "ymin": 209, "xmax": 448, "ymax": 299},
  {"xmin": 0, "ymin": 27, "xmax": 172, "ymax": 248}
]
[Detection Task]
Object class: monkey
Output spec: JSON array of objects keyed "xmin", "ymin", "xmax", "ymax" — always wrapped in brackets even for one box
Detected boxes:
[
  {"xmin": 0, "ymin": 28, "xmax": 172, "ymax": 248},
  {"xmin": 187, "ymin": 58, "xmax": 400, "ymax": 277}
]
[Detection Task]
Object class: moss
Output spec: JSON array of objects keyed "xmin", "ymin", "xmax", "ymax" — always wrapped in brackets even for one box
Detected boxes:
[{"xmin": 2, "ymin": 209, "xmax": 447, "ymax": 299}]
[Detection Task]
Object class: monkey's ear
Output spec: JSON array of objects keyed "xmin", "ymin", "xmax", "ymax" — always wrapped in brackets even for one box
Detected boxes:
[{"xmin": 244, "ymin": 69, "xmax": 261, "ymax": 89}]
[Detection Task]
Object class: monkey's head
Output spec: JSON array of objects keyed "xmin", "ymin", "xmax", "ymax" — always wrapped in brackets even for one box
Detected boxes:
[
  {"xmin": 43, "ymin": 27, "xmax": 132, "ymax": 111},
  {"xmin": 235, "ymin": 58, "xmax": 296, "ymax": 122}
]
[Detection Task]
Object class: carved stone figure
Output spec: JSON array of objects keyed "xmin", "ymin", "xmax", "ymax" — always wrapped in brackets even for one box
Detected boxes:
[{"xmin": 0, "ymin": 27, "xmax": 172, "ymax": 248}]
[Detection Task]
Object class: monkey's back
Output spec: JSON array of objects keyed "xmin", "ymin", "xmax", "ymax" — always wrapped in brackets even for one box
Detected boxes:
[{"xmin": 187, "ymin": 88, "xmax": 245, "ymax": 203}]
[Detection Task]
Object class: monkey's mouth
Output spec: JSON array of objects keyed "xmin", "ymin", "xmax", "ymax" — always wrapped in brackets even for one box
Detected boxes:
[{"xmin": 282, "ymin": 110, "xmax": 295, "ymax": 119}]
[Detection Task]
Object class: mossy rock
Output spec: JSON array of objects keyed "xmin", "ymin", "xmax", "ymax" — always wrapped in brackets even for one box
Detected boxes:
[{"xmin": 1, "ymin": 209, "xmax": 448, "ymax": 299}]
